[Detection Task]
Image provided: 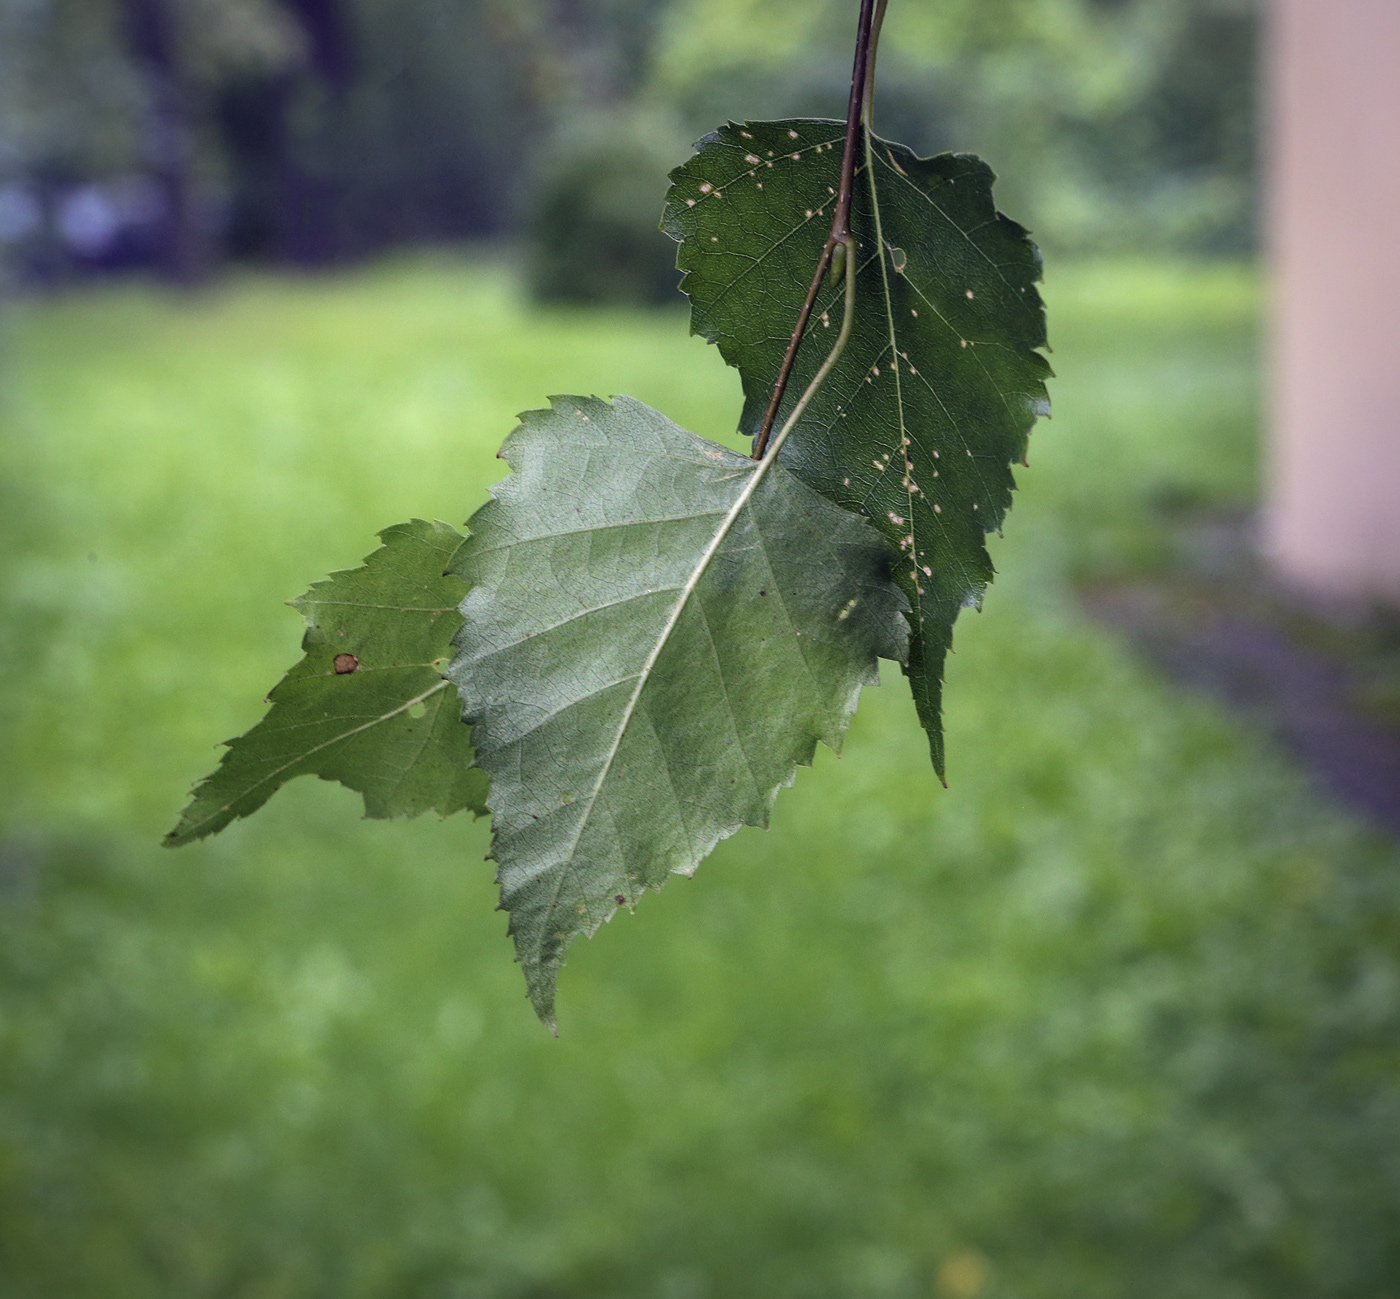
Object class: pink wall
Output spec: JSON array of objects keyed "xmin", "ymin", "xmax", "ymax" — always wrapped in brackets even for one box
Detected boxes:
[{"xmin": 1265, "ymin": 0, "xmax": 1400, "ymax": 601}]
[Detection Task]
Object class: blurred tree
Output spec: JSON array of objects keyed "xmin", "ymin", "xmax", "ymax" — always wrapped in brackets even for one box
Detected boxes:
[
  {"xmin": 0, "ymin": 0, "xmax": 544, "ymax": 271},
  {"xmin": 0, "ymin": 0, "xmax": 140, "ymax": 279},
  {"xmin": 118, "ymin": 0, "xmax": 199, "ymax": 279},
  {"xmin": 513, "ymin": 0, "xmax": 684, "ymax": 304},
  {"xmin": 212, "ymin": 0, "xmax": 355, "ymax": 263},
  {"xmin": 0, "ymin": 0, "xmax": 302, "ymax": 279},
  {"xmin": 0, "ymin": 0, "xmax": 141, "ymax": 180},
  {"xmin": 648, "ymin": 0, "xmax": 1258, "ymax": 255},
  {"xmin": 501, "ymin": 0, "xmax": 687, "ymax": 304},
  {"xmin": 1, "ymin": 0, "xmax": 1259, "ymax": 274},
  {"xmin": 215, "ymin": 0, "xmax": 551, "ymax": 264},
  {"xmin": 524, "ymin": 107, "xmax": 685, "ymax": 305}
]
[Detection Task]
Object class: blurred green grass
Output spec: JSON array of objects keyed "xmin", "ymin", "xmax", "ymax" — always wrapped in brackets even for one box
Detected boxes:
[{"xmin": 1, "ymin": 254, "xmax": 1397, "ymax": 1299}]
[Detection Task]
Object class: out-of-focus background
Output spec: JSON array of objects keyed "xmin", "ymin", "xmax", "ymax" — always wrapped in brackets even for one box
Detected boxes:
[
  {"xmin": 2, "ymin": 2, "xmax": 1399, "ymax": 1297},
  {"xmin": 0, "ymin": 0, "xmax": 1258, "ymax": 287}
]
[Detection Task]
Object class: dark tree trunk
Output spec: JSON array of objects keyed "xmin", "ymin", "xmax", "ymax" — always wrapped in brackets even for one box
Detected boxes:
[
  {"xmin": 281, "ymin": 0, "xmax": 356, "ymax": 91},
  {"xmin": 120, "ymin": 0, "xmax": 202, "ymax": 282},
  {"xmin": 275, "ymin": 0, "xmax": 358, "ymax": 264}
]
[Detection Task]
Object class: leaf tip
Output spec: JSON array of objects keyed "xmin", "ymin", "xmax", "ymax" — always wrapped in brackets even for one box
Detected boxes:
[
  {"xmin": 162, "ymin": 815, "xmax": 204, "ymax": 849},
  {"xmin": 528, "ymin": 985, "xmax": 560, "ymax": 1034}
]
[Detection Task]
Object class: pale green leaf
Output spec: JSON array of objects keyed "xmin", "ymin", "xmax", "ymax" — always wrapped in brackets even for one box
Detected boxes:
[
  {"xmin": 166, "ymin": 519, "xmax": 486, "ymax": 846},
  {"xmin": 663, "ymin": 119, "xmax": 1052, "ymax": 777},
  {"xmin": 447, "ymin": 396, "xmax": 908, "ymax": 1027}
]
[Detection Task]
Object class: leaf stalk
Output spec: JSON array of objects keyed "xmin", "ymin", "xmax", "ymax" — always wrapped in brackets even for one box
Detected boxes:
[
  {"xmin": 863, "ymin": 0, "xmax": 889, "ymax": 129},
  {"xmin": 763, "ymin": 159, "xmax": 858, "ymax": 463},
  {"xmin": 752, "ymin": 0, "xmax": 882, "ymax": 459}
]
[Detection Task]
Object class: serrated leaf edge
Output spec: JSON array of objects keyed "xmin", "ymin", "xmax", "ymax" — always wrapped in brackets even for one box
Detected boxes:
[
  {"xmin": 165, "ymin": 519, "xmax": 476, "ymax": 847},
  {"xmin": 453, "ymin": 395, "xmax": 906, "ymax": 1029}
]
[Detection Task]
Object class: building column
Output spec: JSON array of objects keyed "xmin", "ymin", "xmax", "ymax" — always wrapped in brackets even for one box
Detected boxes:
[{"xmin": 1265, "ymin": 0, "xmax": 1400, "ymax": 602}]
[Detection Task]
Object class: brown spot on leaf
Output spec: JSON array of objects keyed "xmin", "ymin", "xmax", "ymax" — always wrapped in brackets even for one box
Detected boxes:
[
  {"xmin": 615, "ymin": 895, "xmax": 626, "ymax": 905},
  {"xmin": 333, "ymin": 653, "xmax": 360, "ymax": 674}
]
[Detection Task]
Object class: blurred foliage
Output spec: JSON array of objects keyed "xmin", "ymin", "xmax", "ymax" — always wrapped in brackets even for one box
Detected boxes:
[
  {"xmin": 650, "ymin": 0, "xmax": 1257, "ymax": 255},
  {"xmin": 525, "ymin": 109, "xmax": 685, "ymax": 304},
  {"xmin": 0, "ymin": 0, "xmax": 300, "ymax": 192},
  {"xmin": 1, "ymin": 257, "xmax": 1398, "ymax": 1297},
  {"xmin": 1, "ymin": 0, "xmax": 1255, "ymax": 283},
  {"xmin": 0, "ymin": 0, "xmax": 547, "ymax": 269},
  {"xmin": 0, "ymin": 0, "xmax": 139, "ymax": 180}
]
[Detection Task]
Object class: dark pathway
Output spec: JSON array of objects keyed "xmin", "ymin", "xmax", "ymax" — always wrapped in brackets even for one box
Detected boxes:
[{"xmin": 1084, "ymin": 580, "xmax": 1400, "ymax": 837}]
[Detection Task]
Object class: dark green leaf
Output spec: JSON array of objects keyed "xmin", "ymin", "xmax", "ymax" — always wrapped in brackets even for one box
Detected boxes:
[
  {"xmin": 448, "ymin": 395, "xmax": 908, "ymax": 1027},
  {"xmin": 166, "ymin": 519, "xmax": 486, "ymax": 847},
  {"xmin": 663, "ymin": 119, "xmax": 1052, "ymax": 777}
]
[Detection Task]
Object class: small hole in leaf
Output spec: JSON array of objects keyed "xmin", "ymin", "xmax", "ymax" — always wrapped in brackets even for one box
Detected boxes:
[
  {"xmin": 890, "ymin": 247, "xmax": 907, "ymax": 272},
  {"xmin": 407, "ymin": 702, "xmax": 427, "ymax": 719}
]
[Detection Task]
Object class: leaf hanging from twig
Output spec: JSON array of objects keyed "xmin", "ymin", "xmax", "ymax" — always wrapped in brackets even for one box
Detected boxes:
[
  {"xmin": 448, "ymin": 395, "xmax": 908, "ymax": 1028},
  {"xmin": 166, "ymin": 519, "xmax": 486, "ymax": 846},
  {"xmin": 664, "ymin": 119, "xmax": 1051, "ymax": 778}
]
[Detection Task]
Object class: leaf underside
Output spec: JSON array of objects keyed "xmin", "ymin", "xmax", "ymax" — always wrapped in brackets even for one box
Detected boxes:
[
  {"xmin": 448, "ymin": 395, "xmax": 908, "ymax": 1028},
  {"xmin": 664, "ymin": 119, "xmax": 1052, "ymax": 778},
  {"xmin": 166, "ymin": 519, "xmax": 487, "ymax": 847}
]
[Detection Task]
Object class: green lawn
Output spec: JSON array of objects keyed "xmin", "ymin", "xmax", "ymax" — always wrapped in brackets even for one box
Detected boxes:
[{"xmin": 1, "ymin": 255, "xmax": 1397, "ymax": 1299}]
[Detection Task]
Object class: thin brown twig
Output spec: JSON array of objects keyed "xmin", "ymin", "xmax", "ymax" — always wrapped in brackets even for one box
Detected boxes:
[
  {"xmin": 751, "ymin": 0, "xmax": 879, "ymax": 459},
  {"xmin": 864, "ymin": 0, "xmax": 889, "ymax": 129}
]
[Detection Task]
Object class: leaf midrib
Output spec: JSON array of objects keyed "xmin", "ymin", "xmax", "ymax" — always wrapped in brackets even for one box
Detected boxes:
[
  {"xmin": 858, "ymin": 129, "xmax": 997, "ymax": 607},
  {"xmin": 532, "ymin": 449, "xmax": 784, "ymax": 955},
  {"xmin": 862, "ymin": 126, "xmax": 922, "ymax": 623},
  {"xmin": 172, "ymin": 677, "xmax": 451, "ymax": 838}
]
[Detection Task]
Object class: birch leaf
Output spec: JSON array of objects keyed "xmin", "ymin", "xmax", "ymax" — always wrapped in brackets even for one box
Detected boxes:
[
  {"xmin": 448, "ymin": 395, "xmax": 908, "ymax": 1028},
  {"xmin": 664, "ymin": 119, "xmax": 1052, "ymax": 778},
  {"xmin": 166, "ymin": 519, "xmax": 485, "ymax": 846}
]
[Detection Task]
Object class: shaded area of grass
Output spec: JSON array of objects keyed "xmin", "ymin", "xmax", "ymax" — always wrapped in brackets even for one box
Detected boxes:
[{"xmin": 1, "ymin": 255, "xmax": 1397, "ymax": 1299}]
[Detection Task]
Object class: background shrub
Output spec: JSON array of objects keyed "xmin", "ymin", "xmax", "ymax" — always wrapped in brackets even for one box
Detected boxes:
[{"xmin": 524, "ymin": 110, "xmax": 686, "ymax": 307}]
